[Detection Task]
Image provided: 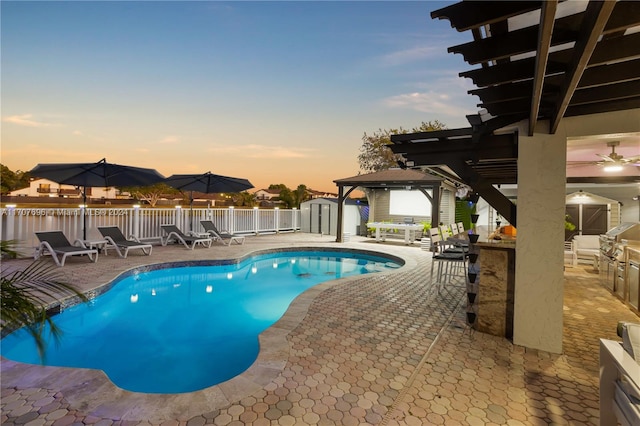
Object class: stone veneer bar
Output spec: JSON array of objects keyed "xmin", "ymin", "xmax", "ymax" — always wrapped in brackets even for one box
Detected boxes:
[{"xmin": 475, "ymin": 240, "xmax": 516, "ymax": 339}]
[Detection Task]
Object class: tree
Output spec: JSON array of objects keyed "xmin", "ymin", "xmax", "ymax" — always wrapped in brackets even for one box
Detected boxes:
[
  {"xmin": 268, "ymin": 184, "xmax": 288, "ymax": 191},
  {"xmin": 1, "ymin": 164, "xmax": 31, "ymax": 194},
  {"xmin": 232, "ymin": 191, "xmax": 257, "ymax": 207},
  {"xmin": 278, "ymin": 187, "xmax": 295, "ymax": 209},
  {"xmin": 122, "ymin": 183, "xmax": 179, "ymax": 207},
  {"xmin": 293, "ymin": 184, "xmax": 310, "ymax": 207},
  {"xmin": 357, "ymin": 120, "xmax": 448, "ymax": 173},
  {"xmin": 268, "ymin": 184, "xmax": 310, "ymax": 208}
]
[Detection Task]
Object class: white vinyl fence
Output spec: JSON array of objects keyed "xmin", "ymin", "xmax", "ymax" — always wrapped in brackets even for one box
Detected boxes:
[{"xmin": 1, "ymin": 206, "xmax": 300, "ymax": 253}]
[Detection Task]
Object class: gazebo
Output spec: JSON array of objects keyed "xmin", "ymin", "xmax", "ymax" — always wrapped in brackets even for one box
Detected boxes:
[{"xmin": 333, "ymin": 168, "xmax": 458, "ymax": 243}]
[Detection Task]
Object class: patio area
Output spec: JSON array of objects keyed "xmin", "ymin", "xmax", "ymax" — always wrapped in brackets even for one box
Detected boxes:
[{"xmin": 1, "ymin": 232, "xmax": 638, "ymax": 425}]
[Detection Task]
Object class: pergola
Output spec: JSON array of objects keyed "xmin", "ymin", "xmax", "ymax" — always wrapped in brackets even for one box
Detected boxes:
[
  {"xmin": 389, "ymin": 1, "xmax": 640, "ymax": 226},
  {"xmin": 386, "ymin": 0, "xmax": 640, "ymax": 354},
  {"xmin": 333, "ymin": 169, "xmax": 447, "ymax": 242}
]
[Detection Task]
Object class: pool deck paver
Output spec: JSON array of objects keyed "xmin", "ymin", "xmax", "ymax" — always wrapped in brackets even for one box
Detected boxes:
[{"xmin": 1, "ymin": 233, "xmax": 639, "ymax": 425}]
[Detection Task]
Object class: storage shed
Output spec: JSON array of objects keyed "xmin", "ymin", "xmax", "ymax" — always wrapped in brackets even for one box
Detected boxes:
[
  {"xmin": 565, "ymin": 191, "xmax": 622, "ymax": 238},
  {"xmin": 300, "ymin": 198, "xmax": 365, "ymax": 237}
]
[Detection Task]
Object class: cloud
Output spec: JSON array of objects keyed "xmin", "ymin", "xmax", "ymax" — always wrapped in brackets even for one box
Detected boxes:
[
  {"xmin": 377, "ymin": 45, "xmax": 443, "ymax": 67},
  {"xmin": 207, "ymin": 144, "xmax": 316, "ymax": 159},
  {"xmin": 159, "ymin": 136, "xmax": 180, "ymax": 144},
  {"xmin": 381, "ymin": 90, "xmax": 475, "ymax": 118},
  {"xmin": 2, "ymin": 114, "xmax": 57, "ymax": 128}
]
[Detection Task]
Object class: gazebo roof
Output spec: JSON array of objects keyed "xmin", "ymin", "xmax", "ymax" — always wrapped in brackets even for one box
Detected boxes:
[{"xmin": 334, "ymin": 168, "xmax": 444, "ymax": 188}]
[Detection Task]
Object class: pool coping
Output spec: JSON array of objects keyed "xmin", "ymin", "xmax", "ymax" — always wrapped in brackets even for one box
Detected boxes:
[{"xmin": 1, "ymin": 246, "xmax": 412, "ymax": 422}]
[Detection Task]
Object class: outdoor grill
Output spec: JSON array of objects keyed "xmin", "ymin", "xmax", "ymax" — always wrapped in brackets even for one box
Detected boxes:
[
  {"xmin": 600, "ymin": 223, "xmax": 640, "ymax": 259},
  {"xmin": 599, "ymin": 223, "xmax": 640, "ymax": 296}
]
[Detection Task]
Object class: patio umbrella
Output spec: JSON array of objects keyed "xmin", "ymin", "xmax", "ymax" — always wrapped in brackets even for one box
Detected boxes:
[
  {"xmin": 164, "ymin": 172, "xmax": 254, "ymax": 230},
  {"xmin": 29, "ymin": 158, "xmax": 166, "ymax": 239}
]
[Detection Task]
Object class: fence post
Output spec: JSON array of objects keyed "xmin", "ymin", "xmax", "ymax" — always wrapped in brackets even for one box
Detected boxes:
[
  {"xmin": 253, "ymin": 206, "xmax": 259, "ymax": 235},
  {"xmin": 292, "ymin": 207, "xmax": 297, "ymax": 232},
  {"xmin": 175, "ymin": 205, "xmax": 182, "ymax": 228},
  {"xmin": 5, "ymin": 204, "xmax": 16, "ymax": 241},
  {"xmin": 133, "ymin": 204, "xmax": 140, "ymax": 237},
  {"xmin": 274, "ymin": 207, "xmax": 280, "ymax": 234},
  {"xmin": 228, "ymin": 206, "xmax": 235, "ymax": 233}
]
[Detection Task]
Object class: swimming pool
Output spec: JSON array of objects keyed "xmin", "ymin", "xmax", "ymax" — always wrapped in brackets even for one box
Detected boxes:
[{"xmin": 1, "ymin": 249, "xmax": 402, "ymax": 394}]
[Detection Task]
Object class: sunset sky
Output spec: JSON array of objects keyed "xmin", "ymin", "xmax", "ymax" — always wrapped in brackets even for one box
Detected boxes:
[{"xmin": 1, "ymin": 1, "xmax": 477, "ymax": 193}]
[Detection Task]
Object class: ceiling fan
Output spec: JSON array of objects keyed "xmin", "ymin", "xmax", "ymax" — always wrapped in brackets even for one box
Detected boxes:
[{"xmin": 567, "ymin": 141, "xmax": 640, "ymax": 171}]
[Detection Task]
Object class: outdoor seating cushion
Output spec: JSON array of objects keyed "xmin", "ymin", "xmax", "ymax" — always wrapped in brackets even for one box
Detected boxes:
[{"xmin": 573, "ymin": 235, "xmax": 600, "ymax": 257}]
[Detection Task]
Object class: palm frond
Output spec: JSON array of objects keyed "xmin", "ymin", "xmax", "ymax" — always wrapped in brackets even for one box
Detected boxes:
[{"xmin": 1, "ymin": 259, "xmax": 88, "ymax": 360}]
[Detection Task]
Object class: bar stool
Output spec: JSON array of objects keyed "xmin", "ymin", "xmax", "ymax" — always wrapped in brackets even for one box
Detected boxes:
[{"xmin": 429, "ymin": 228, "xmax": 468, "ymax": 293}]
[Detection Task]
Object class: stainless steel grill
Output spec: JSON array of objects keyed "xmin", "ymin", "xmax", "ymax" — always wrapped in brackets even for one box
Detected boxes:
[
  {"xmin": 599, "ymin": 222, "xmax": 640, "ymax": 296},
  {"xmin": 600, "ymin": 222, "xmax": 640, "ymax": 260}
]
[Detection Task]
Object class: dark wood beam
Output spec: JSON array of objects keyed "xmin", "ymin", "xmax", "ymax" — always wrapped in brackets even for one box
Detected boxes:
[
  {"xmin": 482, "ymin": 98, "xmax": 535, "ymax": 117},
  {"xmin": 475, "ymin": 115, "xmax": 527, "ymax": 140},
  {"xmin": 389, "ymin": 134, "xmax": 517, "ymax": 159},
  {"xmin": 578, "ymin": 59, "xmax": 640, "ymax": 89},
  {"xmin": 431, "ymin": 1, "xmax": 541, "ymax": 31},
  {"xmin": 448, "ymin": 12, "xmax": 582, "ymax": 65},
  {"xmin": 567, "ymin": 175, "xmax": 640, "ymax": 184},
  {"xmin": 571, "ymin": 80, "xmax": 640, "ymax": 105},
  {"xmin": 390, "ymin": 127, "xmax": 472, "ymax": 143},
  {"xmin": 604, "ymin": 1, "xmax": 640, "ymax": 34},
  {"xmin": 550, "ymin": 1, "xmax": 616, "ymax": 133},
  {"xmin": 564, "ymin": 97, "xmax": 640, "ymax": 117},
  {"xmin": 460, "ymin": 52, "xmax": 571, "ymax": 88},
  {"xmin": 460, "ymin": 32, "xmax": 639, "ymax": 89},
  {"xmin": 422, "ymin": 166, "xmax": 468, "ymax": 187},
  {"xmin": 588, "ymin": 33, "xmax": 640, "ymax": 67},
  {"xmin": 530, "ymin": 0, "xmax": 557, "ymax": 136},
  {"xmin": 444, "ymin": 159, "xmax": 518, "ymax": 226}
]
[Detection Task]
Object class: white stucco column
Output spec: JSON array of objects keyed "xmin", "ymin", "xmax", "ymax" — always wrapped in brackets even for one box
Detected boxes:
[
  {"xmin": 513, "ymin": 109, "xmax": 639, "ymax": 353},
  {"xmin": 514, "ymin": 120, "xmax": 568, "ymax": 354}
]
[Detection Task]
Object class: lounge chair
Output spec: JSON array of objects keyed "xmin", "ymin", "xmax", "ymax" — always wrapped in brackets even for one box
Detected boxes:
[
  {"xmin": 200, "ymin": 220, "xmax": 245, "ymax": 245},
  {"xmin": 35, "ymin": 231, "xmax": 99, "ymax": 267},
  {"xmin": 160, "ymin": 224, "xmax": 212, "ymax": 250},
  {"xmin": 98, "ymin": 226, "xmax": 153, "ymax": 258}
]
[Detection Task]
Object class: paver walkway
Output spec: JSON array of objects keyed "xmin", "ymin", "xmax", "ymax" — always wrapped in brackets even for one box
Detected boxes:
[{"xmin": 1, "ymin": 233, "xmax": 638, "ymax": 425}]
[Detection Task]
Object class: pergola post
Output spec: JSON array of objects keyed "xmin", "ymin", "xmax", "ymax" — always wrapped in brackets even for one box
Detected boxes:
[
  {"xmin": 335, "ymin": 185, "xmax": 356, "ymax": 242},
  {"xmin": 336, "ymin": 185, "xmax": 344, "ymax": 242}
]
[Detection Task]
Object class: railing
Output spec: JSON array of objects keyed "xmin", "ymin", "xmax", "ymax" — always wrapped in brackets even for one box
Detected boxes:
[
  {"xmin": 0, "ymin": 206, "xmax": 300, "ymax": 253},
  {"xmin": 36, "ymin": 188, "xmax": 59, "ymax": 194}
]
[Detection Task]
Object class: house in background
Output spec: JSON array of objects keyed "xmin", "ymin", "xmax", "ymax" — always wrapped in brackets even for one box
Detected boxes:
[
  {"xmin": 254, "ymin": 187, "xmax": 340, "ymax": 208},
  {"xmin": 8, "ymin": 178, "xmax": 122, "ymax": 200},
  {"xmin": 308, "ymin": 189, "xmax": 338, "ymax": 199},
  {"xmin": 253, "ymin": 188, "xmax": 281, "ymax": 202}
]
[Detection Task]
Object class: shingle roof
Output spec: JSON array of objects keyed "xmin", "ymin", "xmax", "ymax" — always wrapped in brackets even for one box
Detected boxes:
[{"xmin": 334, "ymin": 169, "xmax": 444, "ymax": 187}]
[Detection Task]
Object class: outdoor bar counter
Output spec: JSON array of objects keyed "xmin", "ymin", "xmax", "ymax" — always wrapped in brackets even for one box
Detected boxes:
[{"xmin": 474, "ymin": 238, "xmax": 516, "ymax": 339}]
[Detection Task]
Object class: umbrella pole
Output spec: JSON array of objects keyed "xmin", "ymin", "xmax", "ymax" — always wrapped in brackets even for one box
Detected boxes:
[
  {"xmin": 83, "ymin": 187, "xmax": 87, "ymax": 240},
  {"xmin": 190, "ymin": 190, "xmax": 194, "ymax": 231}
]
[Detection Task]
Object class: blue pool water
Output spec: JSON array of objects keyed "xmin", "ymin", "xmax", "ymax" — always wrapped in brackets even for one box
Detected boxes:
[{"xmin": 1, "ymin": 250, "xmax": 401, "ymax": 394}]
